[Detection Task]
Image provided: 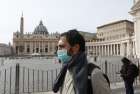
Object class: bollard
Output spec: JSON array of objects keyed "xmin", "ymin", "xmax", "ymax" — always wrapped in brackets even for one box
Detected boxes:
[
  {"xmin": 105, "ymin": 60, "xmax": 108, "ymax": 75},
  {"xmin": 4, "ymin": 69, "xmax": 6, "ymax": 94},
  {"xmin": 15, "ymin": 63, "xmax": 20, "ymax": 94}
]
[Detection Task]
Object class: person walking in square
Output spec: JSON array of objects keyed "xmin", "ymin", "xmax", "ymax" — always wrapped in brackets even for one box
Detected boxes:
[{"xmin": 120, "ymin": 57, "xmax": 139, "ymax": 94}]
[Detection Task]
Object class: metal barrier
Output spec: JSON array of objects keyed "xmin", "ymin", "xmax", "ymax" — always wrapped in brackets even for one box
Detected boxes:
[
  {"xmin": 0, "ymin": 63, "xmax": 60, "ymax": 94},
  {"xmin": 0, "ymin": 61, "xmax": 139, "ymax": 94}
]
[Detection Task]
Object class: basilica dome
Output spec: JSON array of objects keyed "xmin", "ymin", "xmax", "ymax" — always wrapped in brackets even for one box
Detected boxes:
[{"xmin": 34, "ymin": 21, "xmax": 48, "ymax": 35}]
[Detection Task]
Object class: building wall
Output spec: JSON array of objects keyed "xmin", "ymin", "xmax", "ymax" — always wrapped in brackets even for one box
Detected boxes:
[
  {"xmin": 13, "ymin": 33, "xmax": 59, "ymax": 56},
  {"xmin": 130, "ymin": 0, "xmax": 140, "ymax": 57},
  {"xmin": 86, "ymin": 20, "xmax": 135, "ymax": 57},
  {"xmin": 0, "ymin": 44, "xmax": 12, "ymax": 56}
]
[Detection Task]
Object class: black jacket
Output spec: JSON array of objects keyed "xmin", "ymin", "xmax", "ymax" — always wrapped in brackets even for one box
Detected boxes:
[{"xmin": 120, "ymin": 63, "xmax": 136, "ymax": 83}]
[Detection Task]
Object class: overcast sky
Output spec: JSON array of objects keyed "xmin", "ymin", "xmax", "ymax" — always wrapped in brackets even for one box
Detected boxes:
[{"xmin": 0, "ymin": 0, "xmax": 133, "ymax": 44}]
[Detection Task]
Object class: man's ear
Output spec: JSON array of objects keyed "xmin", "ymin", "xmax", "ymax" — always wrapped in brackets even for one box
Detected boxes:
[
  {"xmin": 74, "ymin": 44, "xmax": 80, "ymax": 50},
  {"xmin": 72, "ymin": 44, "xmax": 80, "ymax": 54}
]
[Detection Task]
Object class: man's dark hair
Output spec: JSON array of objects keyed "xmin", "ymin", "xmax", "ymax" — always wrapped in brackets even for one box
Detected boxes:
[{"xmin": 60, "ymin": 29, "xmax": 85, "ymax": 52}]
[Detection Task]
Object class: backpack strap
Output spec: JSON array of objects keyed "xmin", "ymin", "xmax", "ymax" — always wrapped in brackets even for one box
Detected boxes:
[
  {"xmin": 87, "ymin": 63, "xmax": 98, "ymax": 94},
  {"xmin": 103, "ymin": 74, "xmax": 110, "ymax": 87},
  {"xmin": 88, "ymin": 63, "xmax": 100, "ymax": 75},
  {"xmin": 88, "ymin": 63, "xmax": 100, "ymax": 80},
  {"xmin": 88, "ymin": 63, "xmax": 110, "ymax": 87}
]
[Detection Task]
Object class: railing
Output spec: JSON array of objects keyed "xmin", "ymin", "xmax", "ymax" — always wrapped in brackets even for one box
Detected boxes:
[
  {"xmin": 100, "ymin": 61, "xmax": 122, "ymax": 83},
  {"xmin": 100, "ymin": 61, "xmax": 140, "ymax": 85},
  {"xmin": 0, "ymin": 63, "xmax": 60, "ymax": 94},
  {"xmin": 0, "ymin": 61, "xmax": 139, "ymax": 94}
]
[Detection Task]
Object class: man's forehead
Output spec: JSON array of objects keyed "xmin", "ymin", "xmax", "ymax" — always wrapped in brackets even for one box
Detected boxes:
[
  {"xmin": 58, "ymin": 37, "xmax": 67, "ymax": 45},
  {"xmin": 58, "ymin": 40, "xmax": 64, "ymax": 45}
]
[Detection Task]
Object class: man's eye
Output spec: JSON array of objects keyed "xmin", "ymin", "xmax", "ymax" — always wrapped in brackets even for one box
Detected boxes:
[
  {"xmin": 59, "ymin": 45, "xmax": 65, "ymax": 48},
  {"xmin": 58, "ymin": 45, "xmax": 65, "ymax": 48}
]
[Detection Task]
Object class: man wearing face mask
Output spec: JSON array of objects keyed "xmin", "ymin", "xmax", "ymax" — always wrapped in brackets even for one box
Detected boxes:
[{"xmin": 53, "ymin": 29, "xmax": 88, "ymax": 94}]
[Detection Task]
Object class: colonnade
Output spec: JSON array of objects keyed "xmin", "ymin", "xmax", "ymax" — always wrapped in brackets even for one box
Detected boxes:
[{"xmin": 86, "ymin": 41, "xmax": 136, "ymax": 57}]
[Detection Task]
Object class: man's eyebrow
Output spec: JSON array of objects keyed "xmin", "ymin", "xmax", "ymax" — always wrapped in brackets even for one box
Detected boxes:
[{"xmin": 58, "ymin": 44, "xmax": 65, "ymax": 47}]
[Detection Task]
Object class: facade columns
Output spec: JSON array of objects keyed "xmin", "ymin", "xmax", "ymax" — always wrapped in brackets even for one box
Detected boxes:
[
  {"xmin": 97, "ymin": 46, "xmax": 99, "ymax": 56},
  {"xmin": 109, "ymin": 45, "xmax": 110, "ymax": 56},
  {"xmin": 95, "ymin": 46, "xmax": 97, "ymax": 56},
  {"xmin": 35, "ymin": 41, "xmax": 37, "ymax": 53},
  {"xmin": 52, "ymin": 42, "xmax": 55, "ymax": 54},
  {"xmin": 118, "ymin": 44, "xmax": 120, "ymax": 55},
  {"xmin": 120, "ymin": 43, "xmax": 124, "ymax": 56},
  {"xmin": 110, "ymin": 44, "xmax": 112, "ymax": 56},
  {"xmin": 48, "ymin": 42, "xmax": 50, "ymax": 53},
  {"xmin": 107, "ymin": 45, "xmax": 109, "ymax": 56},
  {"xmin": 115, "ymin": 44, "xmax": 117, "ymax": 56},
  {"xmin": 95, "ymin": 46, "xmax": 96, "ymax": 56},
  {"xmin": 24, "ymin": 42, "xmax": 27, "ymax": 54},
  {"xmin": 104, "ymin": 45, "xmax": 107, "ymax": 56},
  {"xmin": 43, "ymin": 41, "xmax": 44, "ymax": 53},
  {"xmin": 98, "ymin": 46, "xmax": 100, "ymax": 56},
  {"xmin": 39, "ymin": 41, "xmax": 40, "ymax": 53},
  {"xmin": 113, "ymin": 44, "xmax": 115, "ymax": 56},
  {"xmin": 101, "ymin": 45, "xmax": 103, "ymax": 56}
]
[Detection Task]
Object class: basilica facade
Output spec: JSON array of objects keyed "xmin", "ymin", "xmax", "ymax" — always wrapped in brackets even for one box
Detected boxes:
[{"xmin": 13, "ymin": 16, "xmax": 59, "ymax": 56}]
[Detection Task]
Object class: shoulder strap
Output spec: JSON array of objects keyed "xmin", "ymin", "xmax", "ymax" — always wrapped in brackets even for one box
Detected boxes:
[
  {"xmin": 88, "ymin": 63, "xmax": 110, "ymax": 87},
  {"xmin": 88, "ymin": 63, "xmax": 100, "ymax": 75},
  {"xmin": 103, "ymin": 74, "xmax": 110, "ymax": 87},
  {"xmin": 87, "ymin": 63, "xmax": 99, "ymax": 94}
]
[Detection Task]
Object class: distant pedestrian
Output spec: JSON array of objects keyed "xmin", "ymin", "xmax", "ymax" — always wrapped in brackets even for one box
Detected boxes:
[{"xmin": 120, "ymin": 57, "xmax": 139, "ymax": 94}]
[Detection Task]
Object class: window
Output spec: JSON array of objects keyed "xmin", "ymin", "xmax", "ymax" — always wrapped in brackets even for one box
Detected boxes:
[
  {"xmin": 27, "ymin": 48, "xmax": 30, "ymax": 53},
  {"xmin": 36, "ymin": 48, "xmax": 39, "ymax": 53},
  {"xmin": 45, "ymin": 48, "xmax": 48, "ymax": 53}
]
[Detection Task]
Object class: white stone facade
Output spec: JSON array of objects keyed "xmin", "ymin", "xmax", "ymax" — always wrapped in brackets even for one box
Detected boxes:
[
  {"xmin": 130, "ymin": 0, "xmax": 140, "ymax": 57},
  {"xmin": 86, "ymin": 20, "xmax": 135, "ymax": 57}
]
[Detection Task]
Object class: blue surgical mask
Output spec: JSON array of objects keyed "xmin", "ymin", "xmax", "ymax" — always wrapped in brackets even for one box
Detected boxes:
[{"xmin": 57, "ymin": 49, "xmax": 72, "ymax": 63}]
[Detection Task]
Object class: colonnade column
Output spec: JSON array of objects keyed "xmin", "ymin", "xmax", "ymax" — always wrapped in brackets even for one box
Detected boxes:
[
  {"xmin": 104, "ymin": 45, "xmax": 107, "ymax": 56},
  {"xmin": 113, "ymin": 44, "xmax": 116, "ymax": 55},
  {"xmin": 107, "ymin": 45, "xmax": 108, "ymax": 56},
  {"xmin": 101, "ymin": 45, "xmax": 103, "ymax": 56},
  {"xmin": 97, "ymin": 46, "xmax": 99, "ymax": 56},
  {"xmin": 116, "ymin": 44, "xmax": 118, "ymax": 56},
  {"xmin": 96, "ymin": 46, "xmax": 98, "ymax": 56},
  {"xmin": 110, "ymin": 44, "xmax": 112, "ymax": 56}
]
